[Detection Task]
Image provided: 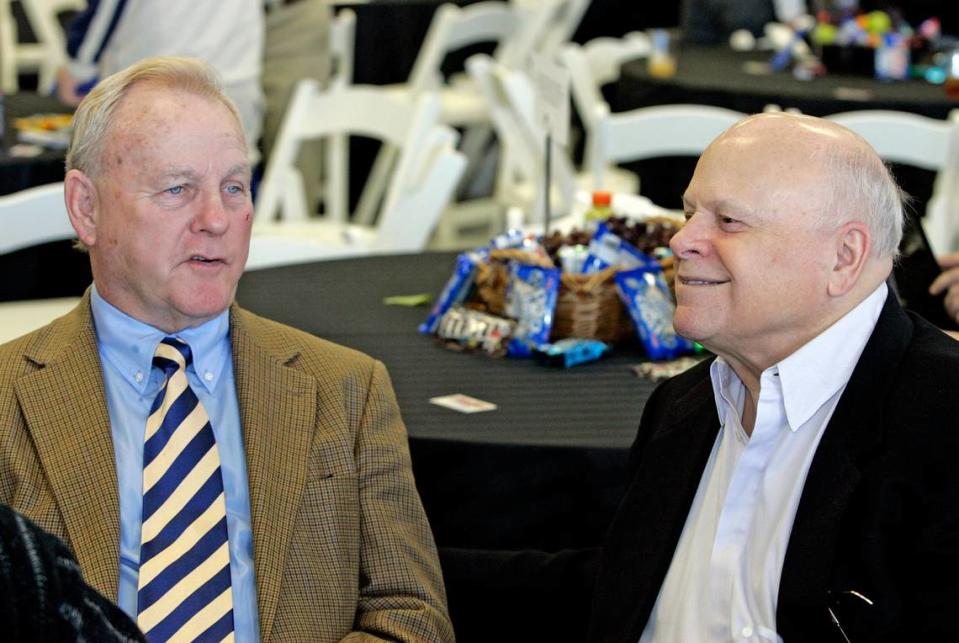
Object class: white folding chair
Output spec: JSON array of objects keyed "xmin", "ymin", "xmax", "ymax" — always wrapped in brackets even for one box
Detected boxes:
[
  {"xmin": 256, "ymin": 81, "xmax": 446, "ymax": 224},
  {"xmin": 253, "ymin": 84, "xmax": 466, "ymax": 260},
  {"xmin": 328, "ymin": 7, "xmax": 355, "ymax": 90},
  {"xmin": 0, "ymin": 0, "xmax": 82, "ymax": 93},
  {"xmin": 529, "ymin": 0, "xmax": 590, "ymax": 56},
  {"xmin": 561, "ymin": 33, "xmax": 653, "ymax": 192},
  {"xmin": 0, "ymin": 182, "xmax": 75, "ymax": 254},
  {"xmin": 0, "ymin": 181, "xmax": 81, "ymax": 342},
  {"xmin": 463, "ymin": 53, "xmax": 578, "ymax": 229},
  {"xmin": 825, "ymin": 109, "xmax": 959, "ymax": 255},
  {"xmin": 250, "ymin": 125, "xmax": 466, "ymax": 266},
  {"xmin": 590, "ymin": 103, "xmax": 745, "ymax": 192}
]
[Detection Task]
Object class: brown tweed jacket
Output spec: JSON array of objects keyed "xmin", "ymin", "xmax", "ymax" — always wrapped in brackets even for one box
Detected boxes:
[{"xmin": 0, "ymin": 292, "xmax": 453, "ymax": 642}]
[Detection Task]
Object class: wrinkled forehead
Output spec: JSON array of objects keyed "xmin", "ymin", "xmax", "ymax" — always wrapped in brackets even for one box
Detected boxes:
[{"xmin": 109, "ymin": 83, "xmax": 244, "ymax": 148}]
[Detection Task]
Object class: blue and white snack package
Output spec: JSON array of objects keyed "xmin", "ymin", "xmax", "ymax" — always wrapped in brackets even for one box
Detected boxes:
[
  {"xmin": 582, "ymin": 222, "xmax": 656, "ymax": 274},
  {"xmin": 419, "ymin": 249, "xmax": 488, "ymax": 335},
  {"xmin": 614, "ymin": 266, "xmax": 694, "ymax": 360},
  {"xmin": 504, "ymin": 262, "xmax": 561, "ymax": 357}
]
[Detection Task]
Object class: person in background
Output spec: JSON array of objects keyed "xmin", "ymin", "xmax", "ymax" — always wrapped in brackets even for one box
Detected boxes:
[
  {"xmin": 588, "ymin": 112, "xmax": 959, "ymax": 642},
  {"xmin": 682, "ymin": 0, "xmax": 808, "ymax": 44},
  {"xmin": 930, "ymin": 251, "xmax": 959, "ymax": 331},
  {"xmin": 0, "ymin": 56, "xmax": 453, "ymax": 642},
  {"xmin": 57, "ymin": 0, "xmax": 264, "ymax": 162},
  {"xmin": 0, "ymin": 504, "xmax": 146, "ymax": 642}
]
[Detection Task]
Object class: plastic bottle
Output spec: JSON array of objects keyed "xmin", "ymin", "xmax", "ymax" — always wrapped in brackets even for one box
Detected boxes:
[{"xmin": 584, "ymin": 191, "xmax": 613, "ymax": 226}]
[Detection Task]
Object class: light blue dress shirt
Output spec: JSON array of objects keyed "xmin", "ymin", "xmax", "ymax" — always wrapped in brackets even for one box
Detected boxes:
[{"xmin": 91, "ymin": 287, "xmax": 260, "ymax": 642}]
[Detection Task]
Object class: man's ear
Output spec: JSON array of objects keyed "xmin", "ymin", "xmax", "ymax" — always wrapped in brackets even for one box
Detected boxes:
[
  {"xmin": 827, "ymin": 221, "xmax": 870, "ymax": 297},
  {"xmin": 64, "ymin": 168, "xmax": 98, "ymax": 247}
]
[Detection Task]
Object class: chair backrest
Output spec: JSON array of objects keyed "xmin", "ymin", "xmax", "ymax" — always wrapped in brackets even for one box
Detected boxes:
[
  {"xmin": 328, "ymin": 7, "xmax": 355, "ymax": 89},
  {"xmin": 0, "ymin": 182, "xmax": 76, "ymax": 255},
  {"xmin": 372, "ymin": 125, "xmax": 467, "ymax": 251},
  {"xmin": 528, "ymin": 0, "xmax": 590, "ymax": 55},
  {"xmin": 407, "ymin": 1, "xmax": 545, "ymax": 93},
  {"xmin": 0, "ymin": 0, "xmax": 16, "ymax": 92},
  {"xmin": 591, "ymin": 103, "xmax": 745, "ymax": 189},
  {"xmin": 255, "ymin": 81, "xmax": 444, "ymax": 224},
  {"xmin": 1, "ymin": 0, "xmax": 81, "ymax": 93},
  {"xmin": 826, "ymin": 109, "xmax": 959, "ymax": 254},
  {"xmin": 562, "ymin": 33, "xmax": 651, "ymax": 132},
  {"xmin": 467, "ymin": 53, "xmax": 577, "ymax": 221}
]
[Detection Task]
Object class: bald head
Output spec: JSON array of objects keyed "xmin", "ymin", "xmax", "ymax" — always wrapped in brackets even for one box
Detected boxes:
[{"xmin": 707, "ymin": 112, "xmax": 904, "ymax": 259}]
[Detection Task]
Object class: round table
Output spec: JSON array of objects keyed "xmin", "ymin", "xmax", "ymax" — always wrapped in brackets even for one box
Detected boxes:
[
  {"xmin": 1, "ymin": 92, "xmax": 72, "ymax": 196},
  {"xmin": 235, "ymin": 251, "xmax": 660, "ymax": 450},
  {"xmin": 617, "ymin": 45, "xmax": 959, "ymax": 119},
  {"xmin": 236, "ymin": 251, "xmax": 645, "ymax": 552}
]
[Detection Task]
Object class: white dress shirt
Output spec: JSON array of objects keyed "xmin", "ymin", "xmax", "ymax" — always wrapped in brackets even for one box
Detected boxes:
[{"xmin": 639, "ymin": 283, "xmax": 887, "ymax": 643}]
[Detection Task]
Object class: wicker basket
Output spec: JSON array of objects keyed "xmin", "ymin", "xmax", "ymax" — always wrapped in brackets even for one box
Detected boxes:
[{"xmin": 470, "ymin": 248, "xmax": 676, "ymax": 343}]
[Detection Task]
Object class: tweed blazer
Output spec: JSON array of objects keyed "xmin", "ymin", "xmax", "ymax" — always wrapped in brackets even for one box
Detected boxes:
[
  {"xmin": 588, "ymin": 294, "xmax": 959, "ymax": 642},
  {"xmin": 0, "ymin": 292, "xmax": 453, "ymax": 642}
]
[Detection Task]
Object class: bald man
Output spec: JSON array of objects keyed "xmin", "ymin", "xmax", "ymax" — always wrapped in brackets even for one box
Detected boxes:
[{"xmin": 587, "ymin": 113, "xmax": 959, "ymax": 643}]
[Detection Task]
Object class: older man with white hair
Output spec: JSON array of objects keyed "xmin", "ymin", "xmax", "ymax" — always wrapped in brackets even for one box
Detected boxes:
[{"xmin": 588, "ymin": 112, "xmax": 959, "ymax": 643}]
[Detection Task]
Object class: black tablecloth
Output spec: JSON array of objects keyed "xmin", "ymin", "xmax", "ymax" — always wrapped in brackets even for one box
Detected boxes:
[
  {"xmin": 235, "ymin": 251, "xmax": 658, "ymax": 449},
  {"xmin": 618, "ymin": 45, "xmax": 959, "ymax": 119},
  {"xmin": 236, "ymin": 252, "xmax": 638, "ymax": 577}
]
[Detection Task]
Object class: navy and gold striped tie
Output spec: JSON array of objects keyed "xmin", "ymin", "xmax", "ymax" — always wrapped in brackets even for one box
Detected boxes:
[{"xmin": 136, "ymin": 337, "xmax": 235, "ymax": 642}]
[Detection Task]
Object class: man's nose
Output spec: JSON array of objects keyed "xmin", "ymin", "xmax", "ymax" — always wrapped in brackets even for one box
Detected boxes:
[
  {"xmin": 669, "ymin": 214, "xmax": 708, "ymax": 259},
  {"xmin": 192, "ymin": 192, "xmax": 230, "ymax": 234}
]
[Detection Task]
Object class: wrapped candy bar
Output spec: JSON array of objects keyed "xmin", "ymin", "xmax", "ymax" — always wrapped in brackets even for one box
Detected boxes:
[
  {"xmin": 504, "ymin": 262, "xmax": 561, "ymax": 357},
  {"xmin": 615, "ymin": 266, "xmax": 694, "ymax": 360},
  {"xmin": 535, "ymin": 338, "xmax": 610, "ymax": 368},
  {"xmin": 419, "ymin": 249, "xmax": 488, "ymax": 335},
  {"xmin": 436, "ymin": 306, "xmax": 515, "ymax": 357}
]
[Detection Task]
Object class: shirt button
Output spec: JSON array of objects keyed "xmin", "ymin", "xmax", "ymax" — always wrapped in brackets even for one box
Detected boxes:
[
  {"xmin": 204, "ymin": 371, "xmax": 214, "ymax": 382},
  {"xmin": 741, "ymin": 625, "xmax": 754, "ymax": 638},
  {"xmin": 134, "ymin": 371, "xmax": 144, "ymax": 383}
]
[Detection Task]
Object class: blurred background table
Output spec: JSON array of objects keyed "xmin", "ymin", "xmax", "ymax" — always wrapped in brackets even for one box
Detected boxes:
[
  {"xmin": 615, "ymin": 44, "xmax": 959, "ymax": 217},
  {"xmin": 0, "ymin": 92, "xmax": 71, "ymax": 195},
  {"xmin": 618, "ymin": 44, "xmax": 958, "ymax": 119}
]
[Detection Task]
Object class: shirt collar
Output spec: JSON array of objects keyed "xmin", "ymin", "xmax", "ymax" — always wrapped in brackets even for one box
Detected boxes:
[
  {"xmin": 709, "ymin": 283, "xmax": 887, "ymax": 432},
  {"xmin": 90, "ymin": 285, "xmax": 232, "ymax": 395}
]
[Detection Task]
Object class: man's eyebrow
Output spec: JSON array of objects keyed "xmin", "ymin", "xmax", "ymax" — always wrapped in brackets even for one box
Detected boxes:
[{"xmin": 224, "ymin": 163, "xmax": 252, "ymax": 180}]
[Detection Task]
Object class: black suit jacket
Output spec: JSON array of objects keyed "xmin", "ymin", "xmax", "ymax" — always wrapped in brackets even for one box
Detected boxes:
[{"xmin": 589, "ymin": 294, "xmax": 959, "ymax": 642}]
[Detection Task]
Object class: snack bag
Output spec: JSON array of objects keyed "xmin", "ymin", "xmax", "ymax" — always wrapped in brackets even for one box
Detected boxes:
[
  {"xmin": 615, "ymin": 266, "xmax": 694, "ymax": 360},
  {"xmin": 419, "ymin": 249, "xmax": 488, "ymax": 335},
  {"xmin": 582, "ymin": 222, "xmax": 656, "ymax": 274},
  {"xmin": 504, "ymin": 263, "xmax": 561, "ymax": 357}
]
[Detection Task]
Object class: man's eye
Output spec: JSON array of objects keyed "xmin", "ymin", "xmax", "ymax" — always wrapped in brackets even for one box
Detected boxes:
[
  {"xmin": 719, "ymin": 216, "xmax": 739, "ymax": 225},
  {"xmin": 166, "ymin": 185, "xmax": 184, "ymax": 195},
  {"xmin": 225, "ymin": 184, "xmax": 244, "ymax": 195}
]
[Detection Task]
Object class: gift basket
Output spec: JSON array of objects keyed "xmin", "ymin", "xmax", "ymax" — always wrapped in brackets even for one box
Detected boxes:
[{"xmin": 420, "ymin": 201, "xmax": 697, "ymax": 366}]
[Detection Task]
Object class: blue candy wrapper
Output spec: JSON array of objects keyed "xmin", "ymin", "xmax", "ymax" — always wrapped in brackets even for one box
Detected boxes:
[
  {"xmin": 615, "ymin": 266, "xmax": 694, "ymax": 360},
  {"xmin": 535, "ymin": 338, "xmax": 610, "ymax": 368},
  {"xmin": 419, "ymin": 249, "xmax": 488, "ymax": 335},
  {"xmin": 504, "ymin": 263, "xmax": 561, "ymax": 357},
  {"xmin": 582, "ymin": 222, "xmax": 657, "ymax": 274}
]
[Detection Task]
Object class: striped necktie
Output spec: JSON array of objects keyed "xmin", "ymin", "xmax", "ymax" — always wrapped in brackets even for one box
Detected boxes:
[{"xmin": 136, "ymin": 337, "xmax": 235, "ymax": 642}]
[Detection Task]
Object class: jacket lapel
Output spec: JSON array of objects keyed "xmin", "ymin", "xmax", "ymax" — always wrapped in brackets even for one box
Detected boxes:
[
  {"xmin": 15, "ymin": 295, "xmax": 121, "ymax": 598},
  {"xmin": 777, "ymin": 294, "xmax": 910, "ymax": 627},
  {"xmin": 596, "ymin": 363, "xmax": 721, "ymax": 643},
  {"xmin": 230, "ymin": 307, "xmax": 316, "ymax": 641}
]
